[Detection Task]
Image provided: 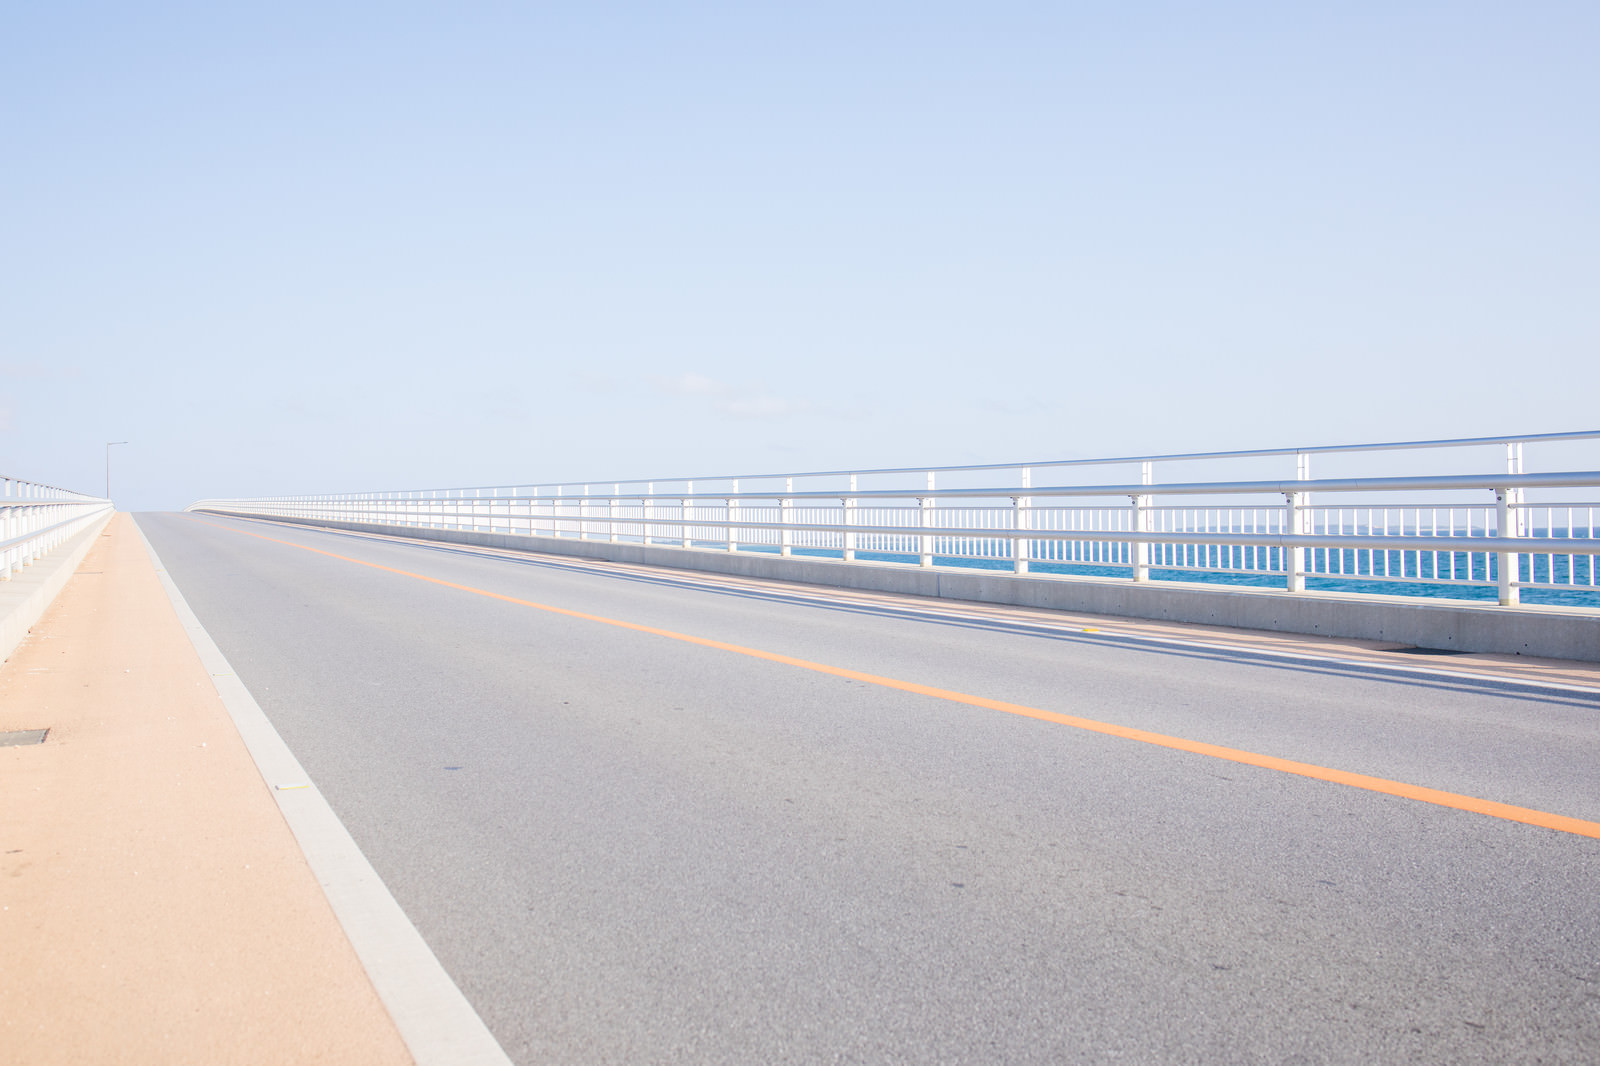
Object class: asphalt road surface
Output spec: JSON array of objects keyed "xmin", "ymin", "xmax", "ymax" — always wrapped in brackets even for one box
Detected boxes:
[{"xmin": 137, "ymin": 512, "xmax": 1600, "ymax": 1065}]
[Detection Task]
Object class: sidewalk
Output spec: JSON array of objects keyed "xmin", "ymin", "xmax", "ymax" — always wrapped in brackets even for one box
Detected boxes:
[{"xmin": 0, "ymin": 514, "xmax": 414, "ymax": 1065}]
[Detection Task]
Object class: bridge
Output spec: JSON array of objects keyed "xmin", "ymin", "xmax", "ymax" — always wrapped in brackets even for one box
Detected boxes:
[{"xmin": 4, "ymin": 432, "xmax": 1599, "ymax": 1064}]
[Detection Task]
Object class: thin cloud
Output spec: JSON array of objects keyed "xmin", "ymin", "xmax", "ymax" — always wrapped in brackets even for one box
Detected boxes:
[
  {"xmin": 653, "ymin": 372, "xmax": 731, "ymax": 398},
  {"xmin": 653, "ymin": 372, "xmax": 806, "ymax": 419},
  {"xmin": 723, "ymin": 394, "xmax": 806, "ymax": 418}
]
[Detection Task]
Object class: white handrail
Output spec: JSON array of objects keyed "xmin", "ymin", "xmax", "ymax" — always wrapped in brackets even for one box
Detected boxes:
[
  {"xmin": 188, "ymin": 432, "xmax": 1600, "ymax": 608},
  {"xmin": 200, "ymin": 470, "xmax": 1600, "ymax": 505},
  {"xmin": 1, "ymin": 475, "xmax": 112, "ymax": 580}
]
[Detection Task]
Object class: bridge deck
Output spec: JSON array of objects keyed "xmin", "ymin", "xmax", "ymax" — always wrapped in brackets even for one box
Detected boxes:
[{"xmin": 6, "ymin": 512, "xmax": 1599, "ymax": 1063}]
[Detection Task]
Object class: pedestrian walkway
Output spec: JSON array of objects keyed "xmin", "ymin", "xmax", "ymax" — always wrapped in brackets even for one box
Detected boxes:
[{"xmin": 0, "ymin": 514, "xmax": 413, "ymax": 1066}]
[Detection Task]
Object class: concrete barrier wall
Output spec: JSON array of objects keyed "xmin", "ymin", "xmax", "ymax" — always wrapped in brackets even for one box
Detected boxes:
[
  {"xmin": 198, "ymin": 511, "xmax": 1600, "ymax": 664},
  {"xmin": 0, "ymin": 512, "xmax": 114, "ymax": 664}
]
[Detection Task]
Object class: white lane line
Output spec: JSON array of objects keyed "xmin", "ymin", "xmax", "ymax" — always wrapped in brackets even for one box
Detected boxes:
[{"xmin": 133, "ymin": 516, "xmax": 513, "ymax": 1066}]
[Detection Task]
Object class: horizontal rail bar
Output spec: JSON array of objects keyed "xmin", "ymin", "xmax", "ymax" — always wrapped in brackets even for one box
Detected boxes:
[
  {"xmin": 0, "ymin": 509, "xmax": 113, "ymax": 555},
  {"xmin": 0, "ymin": 477, "xmax": 107, "ymax": 502},
  {"xmin": 0, "ymin": 499, "xmax": 112, "ymax": 514},
  {"xmin": 553, "ymin": 428, "xmax": 1600, "ymax": 490},
  {"xmin": 190, "ymin": 507, "xmax": 1599, "ymax": 556},
  {"xmin": 198, "ymin": 470, "xmax": 1600, "ymax": 506},
  {"xmin": 194, "ymin": 430, "xmax": 1600, "ymax": 499}
]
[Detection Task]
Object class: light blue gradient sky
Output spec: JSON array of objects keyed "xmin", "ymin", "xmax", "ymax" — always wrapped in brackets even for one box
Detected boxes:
[{"xmin": 5, "ymin": 2, "xmax": 1596, "ymax": 509}]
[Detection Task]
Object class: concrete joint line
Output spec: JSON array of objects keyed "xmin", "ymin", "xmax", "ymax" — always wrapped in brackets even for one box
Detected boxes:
[{"xmin": 132, "ymin": 517, "xmax": 512, "ymax": 1066}]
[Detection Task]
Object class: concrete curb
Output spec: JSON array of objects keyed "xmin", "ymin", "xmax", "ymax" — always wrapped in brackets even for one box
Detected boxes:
[
  {"xmin": 193, "ymin": 511, "xmax": 1600, "ymax": 664},
  {"xmin": 0, "ymin": 512, "xmax": 114, "ymax": 664}
]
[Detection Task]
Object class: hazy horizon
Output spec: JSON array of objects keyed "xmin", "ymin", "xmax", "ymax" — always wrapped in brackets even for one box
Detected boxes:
[{"xmin": 7, "ymin": 3, "xmax": 1597, "ymax": 509}]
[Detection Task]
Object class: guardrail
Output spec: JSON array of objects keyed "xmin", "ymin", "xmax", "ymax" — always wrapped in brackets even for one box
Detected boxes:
[
  {"xmin": 190, "ymin": 431, "xmax": 1600, "ymax": 608},
  {"xmin": 2, "ymin": 477, "xmax": 113, "ymax": 580}
]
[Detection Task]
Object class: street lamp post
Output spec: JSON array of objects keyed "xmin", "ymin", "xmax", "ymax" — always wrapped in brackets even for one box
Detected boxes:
[{"xmin": 105, "ymin": 441, "xmax": 128, "ymax": 501}]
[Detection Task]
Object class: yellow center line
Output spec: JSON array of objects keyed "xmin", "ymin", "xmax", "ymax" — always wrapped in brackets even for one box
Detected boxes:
[{"xmin": 188, "ymin": 516, "xmax": 1600, "ymax": 841}]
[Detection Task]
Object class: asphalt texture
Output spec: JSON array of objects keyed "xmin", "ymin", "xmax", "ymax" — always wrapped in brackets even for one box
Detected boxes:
[{"xmin": 136, "ymin": 512, "xmax": 1600, "ymax": 1065}]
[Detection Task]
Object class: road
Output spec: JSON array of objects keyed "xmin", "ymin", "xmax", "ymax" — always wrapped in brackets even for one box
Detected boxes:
[{"xmin": 136, "ymin": 512, "xmax": 1600, "ymax": 1065}]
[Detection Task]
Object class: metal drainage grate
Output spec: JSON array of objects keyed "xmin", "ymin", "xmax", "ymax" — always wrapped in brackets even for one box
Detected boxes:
[
  {"xmin": 0, "ymin": 729, "xmax": 49, "ymax": 747},
  {"xmin": 1386, "ymin": 647, "xmax": 1468, "ymax": 656}
]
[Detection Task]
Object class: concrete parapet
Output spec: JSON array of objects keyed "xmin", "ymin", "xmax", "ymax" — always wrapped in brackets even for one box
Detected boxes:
[
  {"xmin": 198, "ymin": 512, "xmax": 1600, "ymax": 664},
  {"xmin": 0, "ymin": 512, "xmax": 113, "ymax": 663}
]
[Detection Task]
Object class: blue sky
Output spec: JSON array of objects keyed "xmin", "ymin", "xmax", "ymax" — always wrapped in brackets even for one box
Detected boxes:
[{"xmin": 5, "ymin": 2, "xmax": 1596, "ymax": 509}]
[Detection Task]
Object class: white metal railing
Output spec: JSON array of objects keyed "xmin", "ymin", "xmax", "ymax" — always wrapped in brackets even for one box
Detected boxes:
[
  {"xmin": 2, "ymin": 476, "xmax": 113, "ymax": 580},
  {"xmin": 188, "ymin": 431, "xmax": 1600, "ymax": 608}
]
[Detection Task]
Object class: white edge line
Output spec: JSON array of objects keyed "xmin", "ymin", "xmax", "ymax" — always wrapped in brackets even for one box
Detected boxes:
[{"xmin": 132, "ymin": 516, "xmax": 513, "ymax": 1066}]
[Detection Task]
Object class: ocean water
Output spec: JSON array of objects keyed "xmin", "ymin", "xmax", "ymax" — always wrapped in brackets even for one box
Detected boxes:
[{"xmin": 721, "ymin": 544, "xmax": 1600, "ymax": 609}]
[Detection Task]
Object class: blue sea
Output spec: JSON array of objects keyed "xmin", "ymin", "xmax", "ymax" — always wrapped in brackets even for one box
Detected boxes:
[{"xmin": 712, "ymin": 544, "xmax": 1600, "ymax": 608}]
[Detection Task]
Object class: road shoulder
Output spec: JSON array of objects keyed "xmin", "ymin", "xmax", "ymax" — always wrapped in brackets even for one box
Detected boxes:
[{"xmin": 0, "ymin": 513, "xmax": 415, "ymax": 1065}]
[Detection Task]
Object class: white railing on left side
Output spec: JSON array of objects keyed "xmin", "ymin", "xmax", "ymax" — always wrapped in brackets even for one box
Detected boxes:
[
  {"xmin": 186, "ymin": 430, "xmax": 1600, "ymax": 608},
  {"xmin": 1, "ymin": 476, "xmax": 113, "ymax": 580}
]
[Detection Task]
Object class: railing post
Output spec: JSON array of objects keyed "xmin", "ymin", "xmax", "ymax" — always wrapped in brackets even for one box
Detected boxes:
[
  {"xmin": 1129, "ymin": 461, "xmax": 1152, "ymax": 582},
  {"xmin": 1496, "ymin": 487, "xmax": 1521, "ymax": 606},
  {"xmin": 842, "ymin": 474, "xmax": 858, "ymax": 562},
  {"xmin": 1129, "ymin": 495, "xmax": 1150, "ymax": 581},
  {"xmin": 1496, "ymin": 442, "xmax": 1525, "ymax": 606},
  {"xmin": 610, "ymin": 483, "xmax": 621, "ymax": 543},
  {"xmin": 1504, "ymin": 441, "xmax": 1526, "ymax": 534},
  {"xmin": 726, "ymin": 480, "xmax": 739, "ymax": 552},
  {"xmin": 1287, "ymin": 451, "xmax": 1311, "ymax": 591},
  {"xmin": 920, "ymin": 472, "xmax": 935, "ymax": 568},
  {"xmin": 780, "ymin": 477, "xmax": 794, "ymax": 557},
  {"xmin": 1012, "ymin": 497, "xmax": 1029, "ymax": 574},
  {"xmin": 1285, "ymin": 491, "xmax": 1306, "ymax": 592},
  {"xmin": 643, "ymin": 483, "xmax": 654, "ymax": 545},
  {"xmin": 1014, "ymin": 466, "xmax": 1031, "ymax": 575},
  {"xmin": 676, "ymin": 481, "xmax": 690, "ymax": 546}
]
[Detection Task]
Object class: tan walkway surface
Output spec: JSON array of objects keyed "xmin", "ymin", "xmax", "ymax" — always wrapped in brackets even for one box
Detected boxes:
[{"xmin": 0, "ymin": 515, "xmax": 413, "ymax": 1066}]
